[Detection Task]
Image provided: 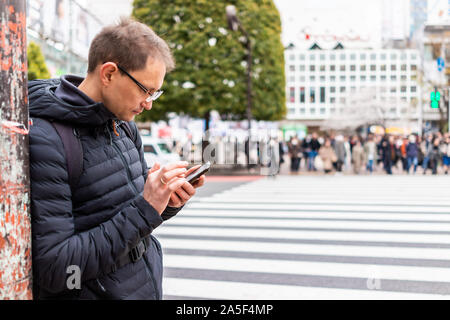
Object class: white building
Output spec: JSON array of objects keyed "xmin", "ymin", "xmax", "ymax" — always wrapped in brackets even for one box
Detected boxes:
[{"xmin": 284, "ymin": 44, "xmax": 422, "ymax": 131}]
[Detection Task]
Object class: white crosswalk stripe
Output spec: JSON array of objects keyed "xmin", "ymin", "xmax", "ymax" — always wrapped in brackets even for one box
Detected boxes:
[{"xmin": 153, "ymin": 175, "xmax": 450, "ymax": 300}]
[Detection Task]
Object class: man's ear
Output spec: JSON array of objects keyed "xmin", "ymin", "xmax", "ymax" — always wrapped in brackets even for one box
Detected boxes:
[{"xmin": 99, "ymin": 62, "xmax": 118, "ymax": 86}]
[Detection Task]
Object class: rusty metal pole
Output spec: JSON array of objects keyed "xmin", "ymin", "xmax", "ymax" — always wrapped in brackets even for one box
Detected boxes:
[{"xmin": 0, "ymin": 0, "xmax": 33, "ymax": 300}]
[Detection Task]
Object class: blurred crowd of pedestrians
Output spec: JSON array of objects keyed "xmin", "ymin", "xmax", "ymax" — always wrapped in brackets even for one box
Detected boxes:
[{"xmin": 282, "ymin": 131, "xmax": 450, "ymax": 175}]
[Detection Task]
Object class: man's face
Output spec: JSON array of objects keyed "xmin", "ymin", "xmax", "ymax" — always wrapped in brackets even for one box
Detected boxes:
[{"xmin": 103, "ymin": 57, "xmax": 166, "ymax": 122}]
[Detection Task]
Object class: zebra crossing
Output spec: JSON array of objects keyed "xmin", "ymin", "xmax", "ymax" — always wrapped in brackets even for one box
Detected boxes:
[{"xmin": 153, "ymin": 175, "xmax": 450, "ymax": 300}]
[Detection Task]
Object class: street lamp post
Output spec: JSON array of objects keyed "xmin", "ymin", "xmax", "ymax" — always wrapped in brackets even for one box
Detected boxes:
[{"xmin": 226, "ymin": 5, "xmax": 253, "ymax": 168}]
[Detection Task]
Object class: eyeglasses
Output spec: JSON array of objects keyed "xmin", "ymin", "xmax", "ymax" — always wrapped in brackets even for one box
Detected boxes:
[{"xmin": 116, "ymin": 64, "xmax": 163, "ymax": 102}]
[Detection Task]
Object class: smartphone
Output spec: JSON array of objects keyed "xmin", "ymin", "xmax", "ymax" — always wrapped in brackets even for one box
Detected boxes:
[{"xmin": 186, "ymin": 161, "xmax": 210, "ymax": 184}]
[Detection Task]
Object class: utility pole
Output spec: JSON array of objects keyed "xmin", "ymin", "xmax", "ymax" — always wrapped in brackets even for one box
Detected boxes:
[{"xmin": 0, "ymin": 0, "xmax": 33, "ymax": 299}]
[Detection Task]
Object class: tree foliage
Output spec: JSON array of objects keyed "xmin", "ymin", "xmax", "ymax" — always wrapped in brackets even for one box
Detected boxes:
[
  {"xmin": 132, "ymin": 0, "xmax": 286, "ymax": 122},
  {"xmin": 27, "ymin": 42, "xmax": 50, "ymax": 80}
]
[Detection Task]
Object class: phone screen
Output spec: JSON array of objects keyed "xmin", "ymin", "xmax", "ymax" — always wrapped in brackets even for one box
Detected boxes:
[{"xmin": 186, "ymin": 161, "xmax": 210, "ymax": 183}]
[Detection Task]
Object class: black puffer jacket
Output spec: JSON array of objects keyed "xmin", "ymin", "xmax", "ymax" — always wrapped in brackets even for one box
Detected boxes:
[{"xmin": 29, "ymin": 76, "xmax": 180, "ymax": 299}]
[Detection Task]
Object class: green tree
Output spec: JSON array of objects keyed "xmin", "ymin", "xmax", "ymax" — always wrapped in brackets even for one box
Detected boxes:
[
  {"xmin": 27, "ymin": 42, "xmax": 50, "ymax": 80},
  {"xmin": 132, "ymin": 0, "xmax": 286, "ymax": 123}
]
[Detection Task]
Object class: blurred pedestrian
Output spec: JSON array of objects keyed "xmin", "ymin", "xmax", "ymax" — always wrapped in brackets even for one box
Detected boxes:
[
  {"xmin": 351, "ymin": 139, "xmax": 365, "ymax": 174},
  {"xmin": 406, "ymin": 135, "xmax": 419, "ymax": 174},
  {"xmin": 442, "ymin": 135, "xmax": 450, "ymax": 175},
  {"xmin": 318, "ymin": 138, "xmax": 337, "ymax": 174},
  {"xmin": 333, "ymin": 134, "xmax": 346, "ymax": 172},
  {"xmin": 288, "ymin": 136, "xmax": 302, "ymax": 173},
  {"xmin": 364, "ymin": 134, "xmax": 377, "ymax": 174},
  {"xmin": 307, "ymin": 132, "xmax": 321, "ymax": 171}
]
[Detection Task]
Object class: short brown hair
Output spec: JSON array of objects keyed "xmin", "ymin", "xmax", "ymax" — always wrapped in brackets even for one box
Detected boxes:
[{"xmin": 87, "ymin": 17, "xmax": 175, "ymax": 73}]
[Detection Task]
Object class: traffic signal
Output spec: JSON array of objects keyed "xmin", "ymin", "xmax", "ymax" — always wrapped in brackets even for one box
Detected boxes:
[{"xmin": 430, "ymin": 90, "xmax": 440, "ymax": 109}]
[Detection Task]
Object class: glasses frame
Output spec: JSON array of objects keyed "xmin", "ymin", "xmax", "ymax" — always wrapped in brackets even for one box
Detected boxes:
[{"xmin": 116, "ymin": 64, "xmax": 163, "ymax": 102}]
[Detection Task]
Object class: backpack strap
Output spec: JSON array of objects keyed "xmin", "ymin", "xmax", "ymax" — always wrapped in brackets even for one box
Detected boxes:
[{"xmin": 50, "ymin": 121, "xmax": 84, "ymax": 192}]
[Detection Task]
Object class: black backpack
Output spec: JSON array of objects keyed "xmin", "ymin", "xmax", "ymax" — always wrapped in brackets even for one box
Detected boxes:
[{"xmin": 49, "ymin": 120, "xmax": 136, "ymax": 192}]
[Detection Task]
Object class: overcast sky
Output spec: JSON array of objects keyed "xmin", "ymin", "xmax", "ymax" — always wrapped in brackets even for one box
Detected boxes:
[{"xmin": 273, "ymin": 0, "xmax": 385, "ymax": 47}]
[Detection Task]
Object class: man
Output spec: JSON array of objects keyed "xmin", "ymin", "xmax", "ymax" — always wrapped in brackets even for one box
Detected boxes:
[{"xmin": 29, "ymin": 18, "xmax": 205, "ymax": 299}]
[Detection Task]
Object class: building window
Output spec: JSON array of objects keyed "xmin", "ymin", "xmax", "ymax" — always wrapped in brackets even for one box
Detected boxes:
[
  {"xmin": 310, "ymin": 54, "xmax": 316, "ymax": 61},
  {"xmin": 360, "ymin": 65, "xmax": 366, "ymax": 71},
  {"xmin": 320, "ymin": 65, "xmax": 326, "ymax": 72},
  {"xmin": 339, "ymin": 97, "xmax": 346, "ymax": 104},
  {"xmin": 410, "ymin": 75, "xmax": 416, "ymax": 81},
  {"xmin": 310, "ymin": 75, "xmax": 315, "ymax": 82},
  {"xmin": 288, "ymin": 108, "xmax": 295, "ymax": 115},
  {"xmin": 390, "ymin": 87, "xmax": 396, "ymax": 93},
  {"xmin": 370, "ymin": 75, "xmax": 376, "ymax": 81},
  {"xmin": 411, "ymin": 65, "xmax": 417, "ymax": 71},
  {"xmin": 289, "ymin": 65, "xmax": 295, "ymax": 72},
  {"xmin": 310, "ymin": 87, "xmax": 315, "ymax": 103},
  {"xmin": 300, "ymin": 87, "xmax": 305, "ymax": 103},
  {"xmin": 320, "ymin": 87, "xmax": 325, "ymax": 103},
  {"xmin": 299, "ymin": 65, "xmax": 305, "ymax": 71},
  {"xmin": 310, "ymin": 65, "xmax": 315, "ymax": 72},
  {"xmin": 299, "ymin": 76, "xmax": 306, "ymax": 82},
  {"xmin": 350, "ymin": 76, "xmax": 356, "ymax": 82},
  {"xmin": 330, "ymin": 54, "xmax": 336, "ymax": 61},
  {"xmin": 299, "ymin": 54, "xmax": 305, "ymax": 60},
  {"xmin": 400, "ymin": 53, "xmax": 407, "ymax": 59},
  {"xmin": 289, "ymin": 76, "xmax": 295, "ymax": 82},
  {"xmin": 330, "ymin": 108, "xmax": 336, "ymax": 114},
  {"xmin": 360, "ymin": 53, "xmax": 366, "ymax": 60},
  {"xmin": 381, "ymin": 65, "xmax": 386, "ymax": 71},
  {"xmin": 391, "ymin": 65, "xmax": 396, "ymax": 71},
  {"xmin": 391, "ymin": 75, "xmax": 397, "ymax": 81},
  {"xmin": 289, "ymin": 54, "xmax": 295, "ymax": 61},
  {"xmin": 350, "ymin": 54, "xmax": 356, "ymax": 60},
  {"xmin": 300, "ymin": 108, "xmax": 306, "ymax": 114},
  {"xmin": 340, "ymin": 65, "xmax": 346, "ymax": 71},
  {"xmin": 330, "ymin": 65, "xmax": 336, "ymax": 71},
  {"xmin": 340, "ymin": 53, "xmax": 346, "ymax": 60},
  {"xmin": 289, "ymin": 87, "xmax": 295, "ymax": 102},
  {"xmin": 320, "ymin": 108, "xmax": 326, "ymax": 114},
  {"xmin": 381, "ymin": 75, "xmax": 386, "ymax": 81},
  {"xmin": 360, "ymin": 75, "xmax": 366, "ymax": 81},
  {"xmin": 401, "ymin": 64, "xmax": 407, "ymax": 71},
  {"xmin": 370, "ymin": 53, "xmax": 376, "ymax": 60},
  {"xmin": 390, "ymin": 53, "xmax": 397, "ymax": 60},
  {"xmin": 370, "ymin": 65, "xmax": 376, "ymax": 71},
  {"xmin": 330, "ymin": 97, "xmax": 336, "ymax": 103},
  {"xmin": 401, "ymin": 86, "xmax": 407, "ymax": 93},
  {"xmin": 340, "ymin": 86, "xmax": 346, "ymax": 93},
  {"xmin": 411, "ymin": 54, "xmax": 417, "ymax": 60},
  {"xmin": 330, "ymin": 86, "xmax": 336, "ymax": 93},
  {"xmin": 340, "ymin": 76, "xmax": 346, "ymax": 82},
  {"xmin": 380, "ymin": 53, "xmax": 386, "ymax": 60},
  {"xmin": 320, "ymin": 54, "xmax": 326, "ymax": 61},
  {"xmin": 350, "ymin": 65, "xmax": 356, "ymax": 71},
  {"xmin": 310, "ymin": 108, "xmax": 316, "ymax": 114},
  {"xmin": 320, "ymin": 76, "xmax": 326, "ymax": 82}
]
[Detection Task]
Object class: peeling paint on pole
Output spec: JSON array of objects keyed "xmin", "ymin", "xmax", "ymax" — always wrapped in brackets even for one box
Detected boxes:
[{"xmin": 0, "ymin": 0, "xmax": 32, "ymax": 300}]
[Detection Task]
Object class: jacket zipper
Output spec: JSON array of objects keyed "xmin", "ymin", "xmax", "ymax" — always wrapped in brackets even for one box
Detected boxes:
[{"xmin": 108, "ymin": 125, "xmax": 160, "ymax": 299}]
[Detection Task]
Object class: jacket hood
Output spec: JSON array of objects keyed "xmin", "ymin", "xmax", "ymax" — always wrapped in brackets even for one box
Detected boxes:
[{"xmin": 28, "ymin": 76, "xmax": 116, "ymax": 126}]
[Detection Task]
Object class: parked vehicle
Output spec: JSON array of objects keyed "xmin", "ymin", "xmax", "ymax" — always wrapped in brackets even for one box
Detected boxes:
[{"xmin": 141, "ymin": 135, "xmax": 180, "ymax": 167}]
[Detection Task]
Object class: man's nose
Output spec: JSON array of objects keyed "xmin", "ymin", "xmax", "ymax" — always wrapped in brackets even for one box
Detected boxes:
[{"xmin": 142, "ymin": 100, "xmax": 153, "ymax": 110}]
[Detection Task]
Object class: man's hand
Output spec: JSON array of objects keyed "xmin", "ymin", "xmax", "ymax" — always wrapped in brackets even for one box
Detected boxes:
[
  {"xmin": 142, "ymin": 161, "xmax": 188, "ymax": 214},
  {"xmin": 168, "ymin": 164, "xmax": 206, "ymax": 208}
]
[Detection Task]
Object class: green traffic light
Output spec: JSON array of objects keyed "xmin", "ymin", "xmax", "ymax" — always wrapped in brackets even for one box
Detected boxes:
[{"xmin": 436, "ymin": 92, "xmax": 441, "ymax": 101}]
